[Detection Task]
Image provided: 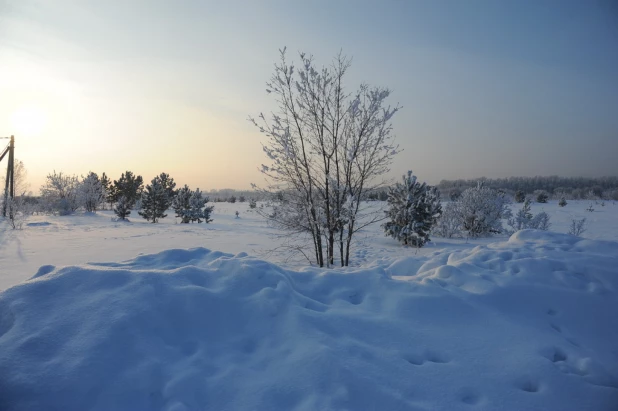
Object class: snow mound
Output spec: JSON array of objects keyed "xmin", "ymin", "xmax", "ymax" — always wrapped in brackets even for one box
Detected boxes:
[{"xmin": 1, "ymin": 232, "xmax": 618, "ymax": 411}]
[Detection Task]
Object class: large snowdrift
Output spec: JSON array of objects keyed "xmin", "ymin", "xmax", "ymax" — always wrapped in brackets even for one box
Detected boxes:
[{"xmin": 1, "ymin": 230, "xmax": 617, "ymax": 410}]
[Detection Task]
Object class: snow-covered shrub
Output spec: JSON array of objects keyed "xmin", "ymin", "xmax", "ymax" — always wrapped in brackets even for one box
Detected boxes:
[
  {"xmin": 382, "ymin": 171, "xmax": 442, "ymax": 247},
  {"xmin": 449, "ymin": 189, "xmax": 461, "ymax": 202},
  {"xmin": 508, "ymin": 199, "xmax": 533, "ymax": 231},
  {"xmin": 607, "ymin": 189, "xmax": 618, "ymax": 201},
  {"xmin": 78, "ymin": 172, "xmax": 104, "ymax": 212},
  {"xmin": 228, "ymin": 196, "xmax": 236, "ymax": 204},
  {"xmin": 4, "ymin": 196, "xmax": 34, "ymax": 229},
  {"xmin": 535, "ymin": 190, "xmax": 549, "ymax": 203},
  {"xmin": 249, "ymin": 199, "xmax": 257, "ymax": 209},
  {"xmin": 139, "ymin": 176, "xmax": 172, "ymax": 223},
  {"xmin": 568, "ymin": 218, "xmax": 586, "ymax": 236},
  {"xmin": 456, "ymin": 183, "xmax": 511, "ymax": 238},
  {"xmin": 586, "ymin": 203, "xmax": 594, "ymax": 212},
  {"xmin": 515, "ymin": 190, "xmax": 526, "ymax": 203},
  {"xmin": 507, "ymin": 200, "xmax": 551, "ymax": 232},
  {"xmin": 559, "ymin": 197, "xmax": 567, "ymax": 207},
  {"xmin": 433, "ymin": 201, "xmax": 462, "ymax": 238},
  {"xmin": 113, "ymin": 196, "xmax": 131, "ymax": 220},
  {"xmin": 530, "ymin": 211, "xmax": 551, "ymax": 231},
  {"xmin": 40, "ymin": 171, "xmax": 80, "ymax": 215}
]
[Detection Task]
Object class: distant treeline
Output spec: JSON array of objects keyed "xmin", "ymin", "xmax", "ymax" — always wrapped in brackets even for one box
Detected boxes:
[
  {"xmin": 436, "ymin": 176, "xmax": 618, "ymax": 200},
  {"xmin": 206, "ymin": 189, "xmax": 262, "ymax": 203}
]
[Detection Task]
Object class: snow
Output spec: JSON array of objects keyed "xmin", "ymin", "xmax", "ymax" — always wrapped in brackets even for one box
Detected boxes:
[{"xmin": 1, "ymin": 200, "xmax": 618, "ymax": 410}]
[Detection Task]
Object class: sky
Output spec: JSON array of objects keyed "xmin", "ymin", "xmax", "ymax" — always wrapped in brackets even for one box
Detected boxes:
[{"xmin": 1, "ymin": 0, "xmax": 617, "ymax": 193}]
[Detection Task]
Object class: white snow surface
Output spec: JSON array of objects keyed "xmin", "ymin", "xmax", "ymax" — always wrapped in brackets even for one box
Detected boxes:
[{"xmin": 1, "ymin": 201, "xmax": 618, "ymax": 410}]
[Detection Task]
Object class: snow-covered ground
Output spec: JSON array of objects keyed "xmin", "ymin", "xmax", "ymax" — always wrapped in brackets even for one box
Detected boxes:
[{"xmin": 1, "ymin": 200, "xmax": 617, "ymax": 410}]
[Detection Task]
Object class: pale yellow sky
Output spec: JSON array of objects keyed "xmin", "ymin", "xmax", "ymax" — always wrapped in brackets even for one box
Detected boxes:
[{"xmin": 0, "ymin": 48, "xmax": 264, "ymax": 193}]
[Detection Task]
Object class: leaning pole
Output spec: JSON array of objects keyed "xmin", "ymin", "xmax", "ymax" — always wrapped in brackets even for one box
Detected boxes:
[{"xmin": 1, "ymin": 135, "xmax": 15, "ymax": 217}]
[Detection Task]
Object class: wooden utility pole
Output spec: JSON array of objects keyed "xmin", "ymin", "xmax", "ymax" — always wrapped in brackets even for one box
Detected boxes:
[{"xmin": 1, "ymin": 135, "xmax": 15, "ymax": 217}]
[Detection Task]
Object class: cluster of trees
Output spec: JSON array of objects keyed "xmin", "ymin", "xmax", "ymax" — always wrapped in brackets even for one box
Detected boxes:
[
  {"xmin": 439, "ymin": 176, "xmax": 618, "ymax": 201},
  {"xmin": 34, "ymin": 170, "xmax": 214, "ymax": 224},
  {"xmin": 3, "ymin": 49, "xmax": 607, "ymax": 268},
  {"xmin": 381, "ymin": 172, "xmax": 553, "ymax": 246}
]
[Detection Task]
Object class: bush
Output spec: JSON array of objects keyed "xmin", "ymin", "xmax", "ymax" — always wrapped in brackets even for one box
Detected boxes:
[
  {"xmin": 568, "ymin": 218, "xmax": 586, "ymax": 236},
  {"xmin": 558, "ymin": 197, "xmax": 567, "ymax": 207},
  {"xmin": 40, "ymin": 171, "xmax": 80, "ymax": 215},
  {"xmin": 514, "ymin": 190, "xmax": 526, "ymax": 203},
  {"xmin": 535, "ymin": 190, "xmax": 549, "ymax": 203},
  {"xmin": 449, "ymin": 189, "xmax": 461, "ymax": 202},
  {"xmin": 456, "ymin": 183, "xmax": 511, "ymax": 238},
  {"xmin": 78, "ymin": 172, "xmax": 104, "ymax": 212},
  {"xmin": 4, "ymin": 196, "xmax": 35, "ymax": 229},
  {"xmin": 433, "ymin": 201, "xmax": 462, "ymax": 238}
]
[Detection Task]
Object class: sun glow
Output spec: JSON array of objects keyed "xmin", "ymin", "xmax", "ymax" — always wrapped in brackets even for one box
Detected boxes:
[{"xmin": 11, "ymin": 106, "xmax": 48, "ymax": 137}]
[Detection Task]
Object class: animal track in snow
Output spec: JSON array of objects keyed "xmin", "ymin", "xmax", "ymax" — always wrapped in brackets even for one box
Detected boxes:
[
  {"xmin": 515, "ymin": 377, "xmax": 540, "ymax": 393},
  {"xmin": 459, "ymin": 388, "xmax": 482, "ymax": 405},
  {"xmin": 405, "ymin": 350, "xmax": 451, "ymax": 366},
  {"xmin": 348, "ymin": 292, "xmax": 364, "ymax": 305},
  {"xmin": 544, "ymin": 347, "xmax": 568, "ymax": 363}
]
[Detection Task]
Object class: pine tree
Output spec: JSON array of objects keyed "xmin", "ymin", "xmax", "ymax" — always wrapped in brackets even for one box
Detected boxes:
[
  {"xmin": 507, "ymin": 198, "xmax": 551, "ymax": 232},
  {"xmin": 172, "ymin": 185, "xmax": 192, "ymax": 223},
  {"xmin": 559, "ymin": 197, "xmax": 567, "ymax": 207},
  {"xmin": 157, "ymin": 172, "xmax": 177, "ymax": 200},
  {"xmin": 138, "ymin": 176, "xmax": 171, "ymax": 223},
  {"xmin": 189, "ymin": 189, "xmax": 214, "ymax": 223},
  {"xmin": 112, "ymin": 171, "xmax": 143, "ymax": 208},
  {"xmin": 508, "ymin": 199, "xmax": 533, "ymax": 231},
  {"xmin": 113, "ymin": 196, "xmax": 131, "ymax": 220},
  {"xmin": 100, "ymin": 172, "xmax": 111, "ymax": 210},
  {"xmin": 171, "ymin": 186, "xmax": 214, "ymax": 223},
  {"xmin": 382, "ymin": 171, "xmax": 442, "ymax": 247}
]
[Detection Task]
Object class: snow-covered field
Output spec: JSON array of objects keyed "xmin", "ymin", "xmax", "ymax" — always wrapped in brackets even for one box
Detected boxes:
[{"xmin": 1, "ymin": 200, "xmax": 617, "ymax": 410}]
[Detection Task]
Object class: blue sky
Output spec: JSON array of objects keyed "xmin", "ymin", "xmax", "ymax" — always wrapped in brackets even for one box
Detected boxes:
[{"xmin": 1, "ymin": 0, "xmax": 617, "ymax": 190}]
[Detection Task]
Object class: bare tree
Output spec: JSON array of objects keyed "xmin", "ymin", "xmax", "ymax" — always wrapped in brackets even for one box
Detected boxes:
[
  {"xmin": 1, "ymin": 159, "xmax": 30, "ymax": 216},
  {"xmin": 250, "ymin": 48, "xmax": 400, "ymax": 267}
]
